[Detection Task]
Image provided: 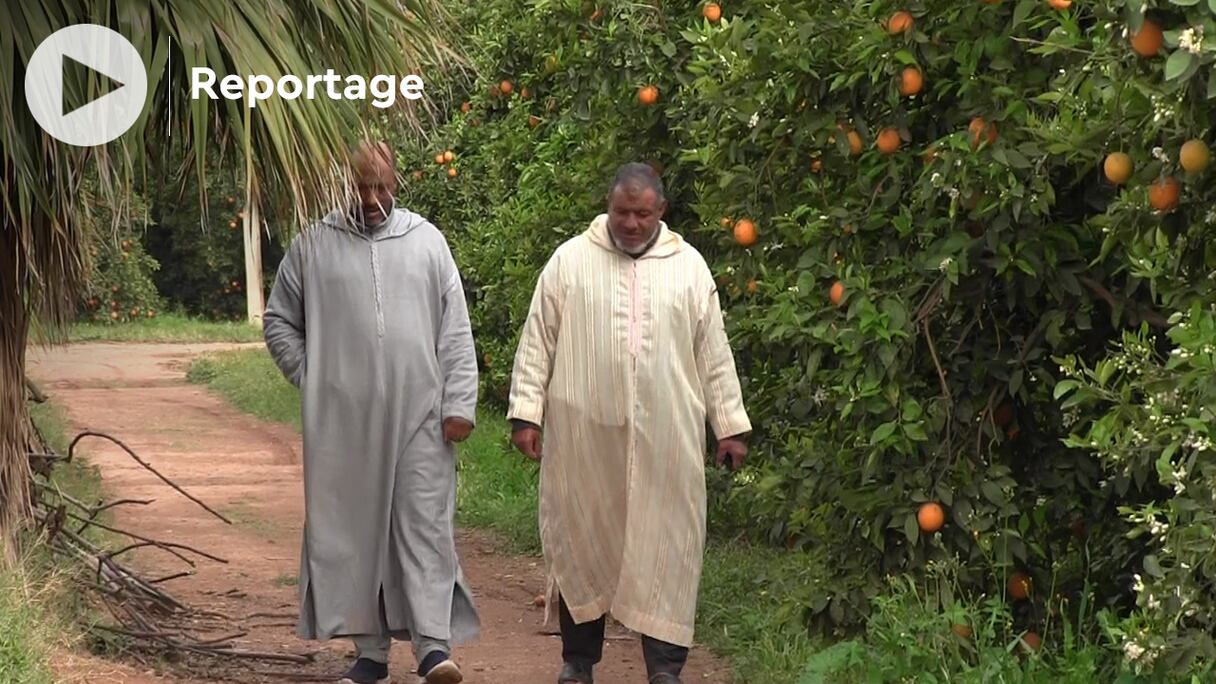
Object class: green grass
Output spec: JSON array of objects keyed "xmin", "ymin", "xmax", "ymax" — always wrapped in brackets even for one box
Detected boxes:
[
  {"xmin": 0, "ymin": 561, "xmax": 63, "ymax": 684},
  {"xmin": 29, "ymin": 401, "xmax": 106, "ymax": 511},
  {"xmin": 3, "ymin": 399, "xmax": 113, "ymax": 682},
  {"xmin": 185, "ymin": 347, "xmax": 821, "ymax": 682},
  {"xmin": 61, "ymin": 313, "xmax": 263, "ymax": 344},
  {"xmin": 186, "ymin": 350, "xmax": 302, "ymax": 431}
]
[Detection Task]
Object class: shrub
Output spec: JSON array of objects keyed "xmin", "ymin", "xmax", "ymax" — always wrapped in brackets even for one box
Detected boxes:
[
  {"xmin": 392, "ymin": 0, "xmax": 1216, "ymax": 675},
  {"xmin": 77, "ymin": 182, "xmax": 162, "ymax": 324},
  {"xmin": 143, "ymin": 153, "xmax": 284, "ymax": 321}
]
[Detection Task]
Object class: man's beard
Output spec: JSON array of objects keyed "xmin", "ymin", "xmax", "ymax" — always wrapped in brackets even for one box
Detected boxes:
[
  {"xmin": 610, "ymin": 225, "xmax": 659, "ymax": 255},
  {"xmin": 352, "ymin": 197, "xmax": 393, "ymax": 231}
]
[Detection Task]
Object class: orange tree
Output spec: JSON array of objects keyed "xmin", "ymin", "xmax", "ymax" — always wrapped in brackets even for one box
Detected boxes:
[{"xmin": 401, "ymin": 0, "xmax": 1215, "ymax": 674}]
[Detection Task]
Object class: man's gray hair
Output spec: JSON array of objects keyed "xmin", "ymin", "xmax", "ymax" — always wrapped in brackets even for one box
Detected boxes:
[{"xmin": 608, "ymin": 162, "xmax": 665, "ymax": 202}]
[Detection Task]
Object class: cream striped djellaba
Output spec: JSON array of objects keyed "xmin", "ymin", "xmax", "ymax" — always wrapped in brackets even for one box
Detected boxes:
[{"xmin": 507, "ymin": 213, "xmax": 751, "ymax": 647}]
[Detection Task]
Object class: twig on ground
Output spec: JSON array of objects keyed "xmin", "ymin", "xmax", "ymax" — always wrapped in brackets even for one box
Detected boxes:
[{"xmin": 68, "ymin": 430, "xmax": 233, "ymax": 525}]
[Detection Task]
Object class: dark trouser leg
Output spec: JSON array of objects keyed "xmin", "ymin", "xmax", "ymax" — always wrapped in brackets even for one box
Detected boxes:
[
  {"xmin": 559, "ymin": 594, "xmax": 605, "ymax": 670},
  {"xmin": 642, "ymin": 635, "xmax": 689, "ymax": 679}
]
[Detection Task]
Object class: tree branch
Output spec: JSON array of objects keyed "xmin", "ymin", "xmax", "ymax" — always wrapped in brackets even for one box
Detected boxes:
[{"xmin": 1078, "ymin": 275, "xmax": 1168, "ymax": 329}]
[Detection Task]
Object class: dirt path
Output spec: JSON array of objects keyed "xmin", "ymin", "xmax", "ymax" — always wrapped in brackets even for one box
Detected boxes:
[{"xmin": 27, "ymin": 343, "xmax": 733, "ymax": 684}]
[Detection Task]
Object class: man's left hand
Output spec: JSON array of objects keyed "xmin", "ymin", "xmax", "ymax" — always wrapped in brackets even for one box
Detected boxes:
[
  {"xmin": 715, "ymin": 438, "xmax": 748, "ymax": 471},
  {"xmin": 443, "ymin": 417, "xmax": 474, "ymax": 443}
]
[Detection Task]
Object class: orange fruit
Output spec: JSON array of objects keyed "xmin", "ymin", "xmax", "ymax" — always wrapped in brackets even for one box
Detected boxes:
[
  {"xmin": 847, "ymin": 130, "xmax": 863, "ymax": 156},
  {"xmin": 638, "ymin": 85, "xmax": 660, "ymax": 106},
  {"xmin": 922, "ymin": 146, "xmax": 938, "ymax": 164},
  {"xmin": 447, "ymin": 167, "xmax": 458, "ymax": 178},
  {"xmin": 1103, "ymin": 152, "xmax": 1133, "ymax": 185},
  {"xmin": 435, "ymin": 153, "xmax": 446, "ymax": 165},
  {"xmin": 1007, "ymin": 572, "xmax": 1032, "ymax": 601},
  {"xmin": 110, "ymin": 311, "xmax": 119, "ymax": 320},
  {"xmin": 899, "ymin": 67, "xmax": 923, "ymax": 96},
  {"xmin": 952, "ymin": 624, "xmax": 973, "ymax": 639},
  {"xmin": 746, "ymin": 279, "xmax": 758, "ymax": 294},
  {"xmin": 590, "ymin": 8, "xmax": 603, "ymax": 22},
  {"xmin": 876, "ymin": 127, "xmax": 902, "ymax": 155},
  {"xmin": 1020, "ymin": 631, "xmax": 1042, "ymax": 653},
  {"xmin": 499, "ymin": 79, "xmax": 514, "ymax": 95},
  {"xmin": 719, "ymin": 216, "xmax": 732, "ymax": 228},
  {"xmin": 811, "ymin": 158, "xmax": 823, "ymax": 173},
  {"xmin": 529, "ymin": 115, "xmax": 541, "ymax": 128},
  {"xmin": 460, "ymin": 101, "xmax": 472, "ymax": 113},
  {"xmin": 733, "ymin": 218, "xmax": 757, "ymax": 247},
  {"xmin": 968, "ymin": 117, "xmax": 998, "ymax": 149},
  {"xmin": 917, "ymin": 502, "xmax": 945, "ymax": 533},
  {"xmin": 829, "ymin": 281, "xmax": 845, "ymax": 306},
  {"xmin": 443, "ymin": 150, "xmax": 455, "ymax": 163},
  {"xmin": 1148, "ymin": 176, "xmax": 1181, "ymax": 212},
  {"xmin": 520, "ymin": 87, "xmax": 531, "ymax": 100},
  {"xmin": 1048, "ymin": 0, "xmax": 1070, "ymax": 9},
  {"xmin": 412, "ymin": 170, "xmax": 424, "ymax": 181},
  {"xmin": 1180, "ymin": 139, "xmax": 1210, "ymax": 173},
  {"xmin": 703, "ymin": 3, "xmax": 722, "ymax": 22},
  {"xmin": 228, "ymin": 220, "xmax": 238, "ymax": 229},
  {"xmin": 886, "ymin": 10, "xmax": 914, "ymax": 34},
  {"xmin": 1130, "ymin": 20, "xmax": 1162, "ymax": 57},
  {"xmin": 226, "ymin": 196, "xmax": 235, "ymax": 205}
]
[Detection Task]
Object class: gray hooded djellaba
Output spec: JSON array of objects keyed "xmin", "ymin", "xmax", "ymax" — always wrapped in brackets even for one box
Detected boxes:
[{"xmin": 262, "ymin": 204, "xmax": 480, "ymax": 645}]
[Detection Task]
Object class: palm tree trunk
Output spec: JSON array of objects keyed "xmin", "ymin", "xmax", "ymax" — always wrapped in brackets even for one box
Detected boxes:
[
  {"xmin": 243, "ymin": 178, "xmax": 264, "ymax": 328},
  {"xmin": 0, "ymin": 221, "xmax": 34, "ymax": 565}
]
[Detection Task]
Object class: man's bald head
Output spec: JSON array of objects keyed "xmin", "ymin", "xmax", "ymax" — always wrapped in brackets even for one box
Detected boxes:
[{"xmin": 350, "ymin": 140, "xmax": 397, "ymax": 228}]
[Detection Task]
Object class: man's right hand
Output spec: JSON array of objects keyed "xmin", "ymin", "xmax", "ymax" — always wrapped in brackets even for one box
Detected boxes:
[{"xmin": 512, "ymin": 427, "xmax": 543, "ymax": 461}]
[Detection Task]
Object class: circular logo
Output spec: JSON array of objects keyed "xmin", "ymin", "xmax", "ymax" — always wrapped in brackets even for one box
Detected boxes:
[{"xmin": 24, "ymin": 24, "xmax": 148, "ymax": 147}]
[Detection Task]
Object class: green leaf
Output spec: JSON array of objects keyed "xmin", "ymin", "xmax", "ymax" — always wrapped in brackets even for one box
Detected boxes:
[
  {"xmin": 894, "ymin": 50, "xmax": 917, "ymax": 65},
  {"xmin": 981, "ymin": 481, "xmax": 1005, "ymax": 505},
  {"xmin": 1143, "ymin": 554, "xmax": 1164, "ymax": 578},
  {"xmin": 1209, "ymin": 72, "xmax": 1216, "ymax": 100},
  {"xmin": 1165, "ymin": 50, "xmax": 1196, "ymax": 81},
  {"xmin": 1009, "ymin": 369, "xmax": 1024, "ymax": 394},
  {"xmin": 936, "ymin": 484, "xmax": 953, "ymax": 507},
  {"xmin": 660, "ymin": 41, "xmax": 677, "ymax": 58},
  {"xmin": 1053, "ymin": 380, "xmax": 1079, "ymax": 399},
  {"xmin": 880, "ymin": 298, "xmax": 908, "ymax": 332},
  {"xmin": 871, "ymin": 421, "xmax": 898, "ymax": 445},
  {"xmin": 904, "ymin": 513, "xmax": 919, "ymax": 544},
  {"xmin": 1169, "ymin": 0, "xmax": 1200, "ymax": 5},
  {"xmin": 904, "ymin": 423, "xmax": 929, "ymax": 441},
  {"xmin": 902, "ymin": 399, "xmax": 923, "ymax": 421},
  {"xmin": 1013, "ymin": 0, "xmax": 1035, "ymax": 28}
]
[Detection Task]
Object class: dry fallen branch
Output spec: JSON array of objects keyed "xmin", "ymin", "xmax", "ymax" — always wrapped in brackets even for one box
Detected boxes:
[
  {"xmin": 24, "ymin": 417, "xmax": 318, "ymax": 678},
  {"xmin": 68, "ymin": 430, "xmax": 233, "ymax": 525}
]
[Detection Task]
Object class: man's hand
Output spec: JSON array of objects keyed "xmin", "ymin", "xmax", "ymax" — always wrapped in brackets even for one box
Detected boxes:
[
  {"xmin": 715, "ymin": 438, "xmax": 748, "ymax": 471},
  {"xmin": 512, "ymin": 426, "xmax": 543, "ymax": 461},
  {"xmin": 443, "ymin": 417, "xmax": 474, "ymax": 443}
]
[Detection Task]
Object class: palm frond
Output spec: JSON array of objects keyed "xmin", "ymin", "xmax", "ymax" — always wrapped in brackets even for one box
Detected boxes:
[{"xmin": 0, "ymin": 0, "xmax": 465, "ymax": 551}]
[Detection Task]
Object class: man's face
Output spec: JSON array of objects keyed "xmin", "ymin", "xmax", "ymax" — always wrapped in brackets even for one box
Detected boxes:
[
  {"xmin": 351, "ymin": 148, "xmax": 396, "ymax": 226},
  {"xmin": 607, "ymin": 185, "xmax": 666, "ymax": 254}
]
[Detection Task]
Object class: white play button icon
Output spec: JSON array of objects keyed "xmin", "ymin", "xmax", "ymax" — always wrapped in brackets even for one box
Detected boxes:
[{"xmin": 24, "ymin": 24, "xmax": 148, "ymax": 147}]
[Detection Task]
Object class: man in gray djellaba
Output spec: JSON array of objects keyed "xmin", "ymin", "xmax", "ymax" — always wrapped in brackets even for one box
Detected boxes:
[{"xmin": 264, "ymin": 140, "xmax": 480, "ymax": 684}]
